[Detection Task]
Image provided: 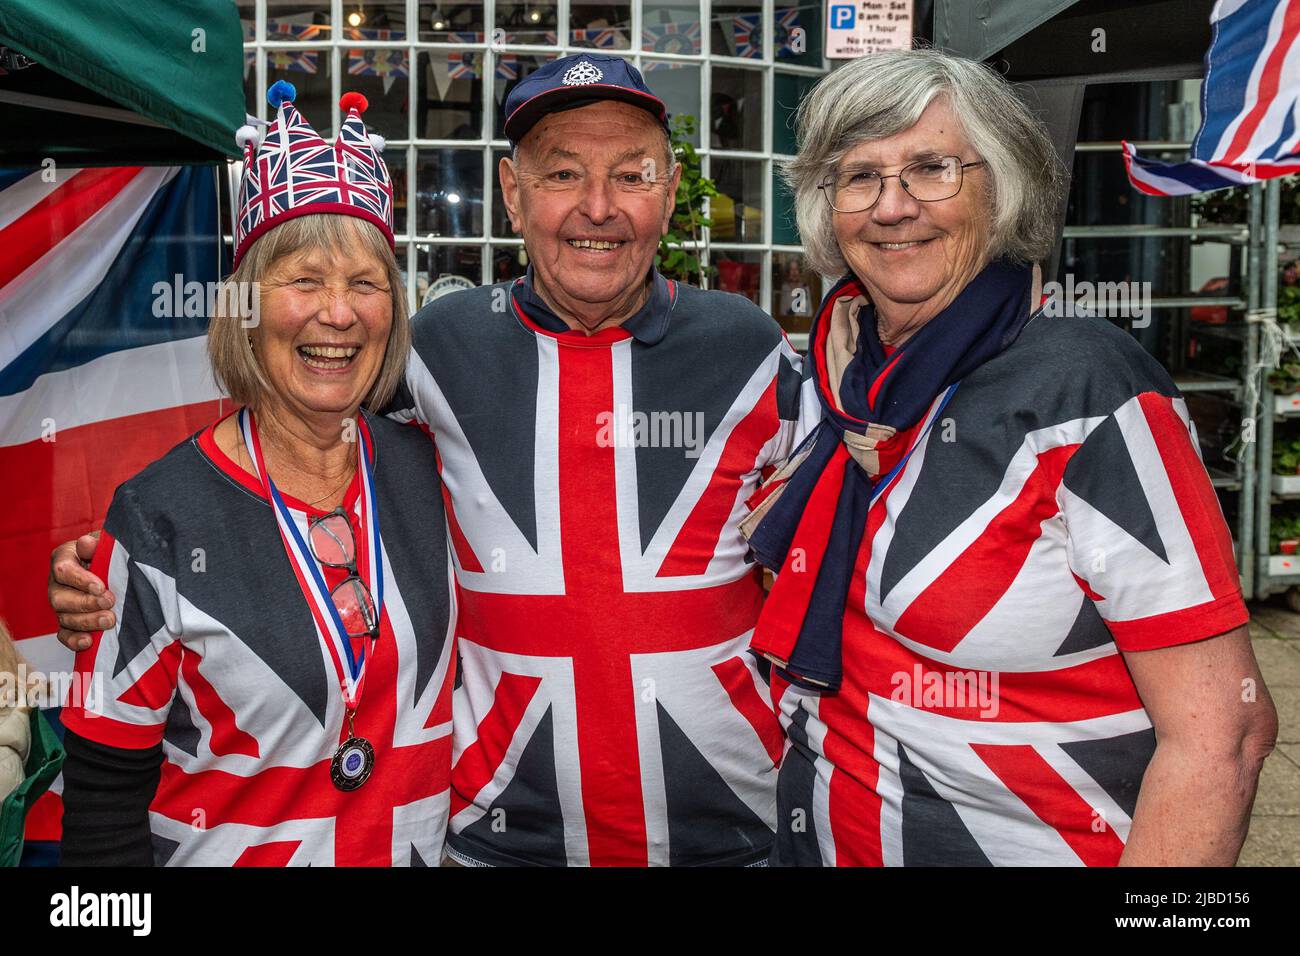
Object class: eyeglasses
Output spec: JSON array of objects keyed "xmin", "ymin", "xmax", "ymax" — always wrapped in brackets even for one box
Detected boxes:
[
  {"xmin": 308, "ymin": 507, "xmax": 379, "ymax": 640},
  {"xmin": 818, "ymin": 156, "xmax": 985, "ymax": 214}
]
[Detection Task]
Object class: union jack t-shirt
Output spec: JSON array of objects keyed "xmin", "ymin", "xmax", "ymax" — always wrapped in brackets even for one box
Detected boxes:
[
  {"xmin": 769, "ymin": 309, "xmax": 1248, "ymax": 866},
  {"xmin": 61, "ymin": 412, "xmax": 457, "ymax": 866},
  {"xmin": 390, "ymin": 271, "xmax": 803, "ymax": 865}
]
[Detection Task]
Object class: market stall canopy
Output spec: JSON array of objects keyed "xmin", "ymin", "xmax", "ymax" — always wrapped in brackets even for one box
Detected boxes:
[
  {"xmin": 0, "ymin": 0, "xmax": 244, "ymax": 167},
  {"xmin": 934, "ymin": 0, "xmax": 1082, "ymax": 63},
  {"xmin": 936, "ymin": 0, "xmax": 1215, "ymax": 80}
]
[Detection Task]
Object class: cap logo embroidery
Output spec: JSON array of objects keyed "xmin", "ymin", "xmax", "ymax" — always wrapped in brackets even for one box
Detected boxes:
[{"xmin": 562, "ymin": 61, "xmax": 603, "ymax": 85}]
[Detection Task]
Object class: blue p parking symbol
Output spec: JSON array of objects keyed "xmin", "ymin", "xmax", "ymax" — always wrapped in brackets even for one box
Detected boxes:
[{"xmin": 830, "ymin": 4, "xmax": 856, "ymax": 29}]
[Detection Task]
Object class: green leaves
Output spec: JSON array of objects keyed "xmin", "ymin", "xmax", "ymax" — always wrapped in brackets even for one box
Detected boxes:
[{"xmin": 656, "ymin": 114, "xmax": 719, "ymax": 286}]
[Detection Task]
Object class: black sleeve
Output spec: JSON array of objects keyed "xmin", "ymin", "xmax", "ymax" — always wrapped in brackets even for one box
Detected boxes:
[{"xmin": 59, "ymin": 729, "xmax": 163, "ymax": 866}]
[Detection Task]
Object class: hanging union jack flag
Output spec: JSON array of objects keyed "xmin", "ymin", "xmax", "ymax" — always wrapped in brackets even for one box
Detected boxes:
[
  {"xmin": 731, "ymin": 13, "xmax": 763, "ymax": 58},
  {"xmin": 572, "ymin": 27, "xmax": 620, "ymax": 49},
  {"xmin": 448, "ymin": 51, "xmax": 480, "ymax": 80},
  {"xmin": 775, "ymin": 6, "xmax": 803, "ymax": 58},
  {"xmin": 0, "ymin": 166, "xmax": 227, "ymax": 855},
  {"xmin": 642, "ymin": 20, "xmax": 702, "ymax": 55},
  {"xmin": 1124, "ymin": 0, "xmax": 1300, "ymax": 195}
]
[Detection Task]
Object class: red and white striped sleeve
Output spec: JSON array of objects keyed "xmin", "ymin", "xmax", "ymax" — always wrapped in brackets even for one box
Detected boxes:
[{"xmin": 1058, "ymin": 391, "xmax": 1248, "ymax": 651}]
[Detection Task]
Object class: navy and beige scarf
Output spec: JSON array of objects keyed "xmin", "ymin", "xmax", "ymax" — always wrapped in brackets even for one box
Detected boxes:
[{"xmin": 743, "ymin": 260, "xmax": 1040, "ymax": 691}]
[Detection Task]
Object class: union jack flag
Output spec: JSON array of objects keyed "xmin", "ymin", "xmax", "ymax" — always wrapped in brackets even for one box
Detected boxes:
[
  {"xmin": 347, "ymin": 48, "xmax": 409, "ymax": 81},
  {"xmin": 572, "ymin": 27, "xmax": 620, "ymax": 48},
  {"xmin": 265, "ymin": 18, "xmax": 330, "ymax": 42},
  {"xmin": 447, "ymin": 31, "xmax": 485, "ymax": 44},
  {"xmin": 266, "ymin": 49, "xmax": 319, "ymax": 74},
  {"xmin": 0, "ymin": 166, "xmax": 227, "ymax": 859},
  {"xmin": 731, "ymin": 13, "xmax": 763, "ymax": 58},
  {"xmin": 495, "ymin": 53, "xmax": 519, "ymax": 81},
  {"xmin": 775, "ymin": 6, "xmax": 803, "ymax": 58},
  {"xmin": 642, "ymin": 20, "xmax": 702, "ymax": 55},
  {"xmin": 1124, "ymin": 0, "xmax": 1300, "ymax": 195},
  {"xmin": 344, "ymin": 25, "xmax": 408, "ymax": 42},
  {"xmin": 448, "ymin": 51, "xmax": 480, "ymax": 80}
]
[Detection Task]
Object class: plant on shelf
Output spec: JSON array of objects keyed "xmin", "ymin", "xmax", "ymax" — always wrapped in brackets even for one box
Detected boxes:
[
  {"xmin": 656, "ymin": 114, "xmax": 718, "ymax": 289},
  {"xmin": 1275, "ymin": 435, "xmax": 1300, "ymax": 475},
  {"xmin": 1279, "ymin": 282, "xmax": 1300, "ymax": 327},
  {"xmin": 1269, "ymin": 359, "xmax": 1300, "ymax": 395},
  {"xmin": 1270, "ymin": 509, "xmax": 1300, "ymax": 553}
]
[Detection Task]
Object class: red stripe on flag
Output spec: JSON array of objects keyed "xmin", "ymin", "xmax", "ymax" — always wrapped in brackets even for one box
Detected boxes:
[
  {"xmin": 711, "ymin": 655, "xmax": 784, "ymax": 766},
  {"xmin": 234, "ymin": 840, "xmax": 304, "ymax": 867},
  {"xmin": 971, "ymin": 742, "xmax": 1127, "ymax": 865},
  {"xmin": 1219, "ymin": 2, "xmax": 1300, "ymax": 166},
  {"xmin": 893, "ymin": 444, "xmax": 1079, "ymax": 653},
  {"xmin": 434, "ymin": 443, "xmax": 484, "ymax": 573},
  {"xmin": 116, "ymin": 640, "xmax": 184, "ymax": 710},
  {"xmin": 657, "ymin": 377, "xmax": 778, "ymax": 577},
  {"xmin": 449, "ymin": 672, "xmax": 542, "ymax": 817},
  {"xmin": 179, "ymin": 649, "xmax": 261, "ymax": 759},
  {"xmin": 0, "ymin": 167, "xmax": 144, "ymax": 288},
  {"xmin": 0, "ymin": 400, "xmax": 224, "ymax": 643},
  {"xmin": 1136, "ymin": 393, "xmax": 1240, "ymax": 601}
]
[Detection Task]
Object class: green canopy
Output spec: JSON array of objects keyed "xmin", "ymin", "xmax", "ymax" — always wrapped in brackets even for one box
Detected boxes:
[{"xmin": 0, "ymin": 0, "xmax": 245, "ymax": 166}]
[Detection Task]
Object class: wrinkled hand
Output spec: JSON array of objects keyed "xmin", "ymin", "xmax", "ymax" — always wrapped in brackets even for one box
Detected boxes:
[{"xmin": 48, "ymin": 532, "xmax": 113, "ymax": 652}]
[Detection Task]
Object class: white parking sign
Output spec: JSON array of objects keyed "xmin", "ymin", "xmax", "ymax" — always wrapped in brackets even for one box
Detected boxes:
[{"xmin": 825, "ymin": 0, "xmax": 913, "ymax": 59}]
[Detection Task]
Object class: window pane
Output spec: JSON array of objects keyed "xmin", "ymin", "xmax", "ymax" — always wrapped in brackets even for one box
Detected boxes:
[
  {"xmin": 265, "ymin": 4, "xmax": 332, "ymax": 42},
  {"xmin": 774, "ymin": 71, "xmax": 818, "ymax": 155},
  {"xmin": 642, "ymin": 1, "xmax": 702, "ymax": 54},
  {"xmin": 643, "ymin": 61, "xmax": 702, "ymax": 144},
  {"xmin": 772, "ymin": 251, "xmax": 821, "ymax": 334},
  {"xmin": 775, "ymin": 2, "xmax": 821, "ymax": 66},
  {"xmin": 416, "ymin": 149, "xmax": 485, "ymax": 236},
  {"xmin": 493, "ymin": 245, "xmax": 530, "ymax": 284},
  {"xmin": 494, "ymin": 54, "xmax": 558, "ymax": 139},
  {"xmin": 711, "ymin": 2, "xmax": 764, "ymax": 59},
  {"xmin": 417, "ymin": 0, "xmax": 486, "ymax": 41},
  {"xmin": 491, "ymin": 148, "xmax": 514, "ymax": 238},
  {"xmin": 713, "ymin": 250, "xmax": 762, "ymax": 304},
  {"xmin": 387, "ymin": 148, "xmax": 409, "ymax": 235},
  {"xmin": 710, "ymin": 158, "xmax": 764, "ymax": 243},
  {"xmin": 711, "ymin": 65, "xmax": 764, "ymax": 151},
  {"xmin": 416, "ymin": 245, "xmax": 484, "ymax": 304},
  {"xmin": 571, "ymin": 3, "xmax": 632, "ymax": 49},
  {"xmin": 343, "ymin": 49, "xmax": 410, "ymax": 141},
  {"xmin": 497, "ymin": 1, "xmax": 559, "ymax": 44},
  {"xmin": 342, "ymin": 3, "xmax": 407, "ymax": 36},
  {"xmin": 417, "ymin": 51, "xmax": 484, "ymax": 140},
  {"xmin": 267, "ymin": 50, "xmax": 333, "ymax": 131},
  {"xmin": 772, "ymin": 166, "xmax": 799, "ymax": 245}
]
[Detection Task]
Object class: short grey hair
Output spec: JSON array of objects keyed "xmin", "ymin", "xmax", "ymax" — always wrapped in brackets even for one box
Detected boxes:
[
  {"xmin": 209, "ymin": 214, "xmax": 409, "ymax": 412},
  {"xmin": 782, "ymin": 49, "xmax": 1066, "ymax": 277}
]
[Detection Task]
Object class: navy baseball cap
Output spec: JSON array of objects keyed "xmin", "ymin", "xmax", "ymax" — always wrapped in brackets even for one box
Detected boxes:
[{"xmin": 503, "ymin": 53, "xmax": 669, "ymax": 147}]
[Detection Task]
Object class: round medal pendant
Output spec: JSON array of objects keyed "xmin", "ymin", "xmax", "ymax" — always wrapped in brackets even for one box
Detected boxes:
[{"xmin": 330, "ymin": 736, "xmax": 375, "ymax": 791}]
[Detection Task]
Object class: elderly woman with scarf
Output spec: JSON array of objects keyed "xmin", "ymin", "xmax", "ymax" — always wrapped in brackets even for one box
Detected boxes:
[{"xmin": 746, "ymin": 50, "xmax": 1276, "ymax": 866}]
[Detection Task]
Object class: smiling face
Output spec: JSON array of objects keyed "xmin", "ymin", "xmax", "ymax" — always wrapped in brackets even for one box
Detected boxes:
[
  {"xmin": 831, "ymin": 96, "xmax": 992, "ymax": 329},
  {"xmin": 499, "ymin": 100, "xmax": 681, "ymax": 330},
  {"xmin": 251, "ymin": 220, "xmax": 393, "ymax": 425}
]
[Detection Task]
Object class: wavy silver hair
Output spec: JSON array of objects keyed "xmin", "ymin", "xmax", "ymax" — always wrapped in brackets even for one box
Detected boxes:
[{"xmin": 782, "ymin": 49, "xmax": 1066, "ymax": 277}]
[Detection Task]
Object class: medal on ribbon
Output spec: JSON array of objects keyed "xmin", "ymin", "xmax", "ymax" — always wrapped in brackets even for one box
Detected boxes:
[{"xmin": 240, "ymin": 408, "xmax": 385, "ymax": 791}]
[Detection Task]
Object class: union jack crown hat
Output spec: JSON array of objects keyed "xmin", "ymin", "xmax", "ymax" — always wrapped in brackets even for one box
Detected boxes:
[{"xmin": 233, "ymin": 80, "xmax": 395, "ymax": 267}]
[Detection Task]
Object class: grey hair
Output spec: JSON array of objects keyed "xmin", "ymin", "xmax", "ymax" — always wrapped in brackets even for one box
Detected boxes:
[{"xmin": 781, "ymin": 49, "xmax": 1066, "ymax": 277}]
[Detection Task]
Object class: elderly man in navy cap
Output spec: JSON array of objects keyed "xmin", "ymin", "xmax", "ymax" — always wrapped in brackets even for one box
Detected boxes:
[{"xmin": 51, "ymin": 54, "xmax": 806, "ymax": 867}]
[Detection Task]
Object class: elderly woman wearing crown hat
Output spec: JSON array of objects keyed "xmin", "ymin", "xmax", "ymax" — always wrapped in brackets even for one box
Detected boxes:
[{"xmin": 55, "ymin": 82, "xmax": 456, "ymax": 867}]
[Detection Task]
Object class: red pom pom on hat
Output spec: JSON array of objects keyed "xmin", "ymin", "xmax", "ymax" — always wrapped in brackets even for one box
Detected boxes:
[{"xmin": 339, "ymin": 92, "xmax": 369, "ymax": 115}]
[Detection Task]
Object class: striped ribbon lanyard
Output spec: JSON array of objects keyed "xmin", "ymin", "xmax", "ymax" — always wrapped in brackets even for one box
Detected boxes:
[{"xmin": 238, "ymin": 408, "xmax": 384, "ymax": 709}]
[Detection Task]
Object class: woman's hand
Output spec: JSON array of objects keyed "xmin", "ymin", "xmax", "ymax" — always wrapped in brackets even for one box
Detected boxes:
[
  {"xmin": 47, "ymin": 532, "xmax": 114, "ymax": 652},
  {"xmin": 1120, "ymin": 625, "xmax": 1277, "ymax": 865}
]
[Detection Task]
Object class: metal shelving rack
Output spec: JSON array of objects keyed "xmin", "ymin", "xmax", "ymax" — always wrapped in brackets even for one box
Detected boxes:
[{"xmin": 1065, "ymin": 142, "xmax": 1268, "ymax": 597}]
